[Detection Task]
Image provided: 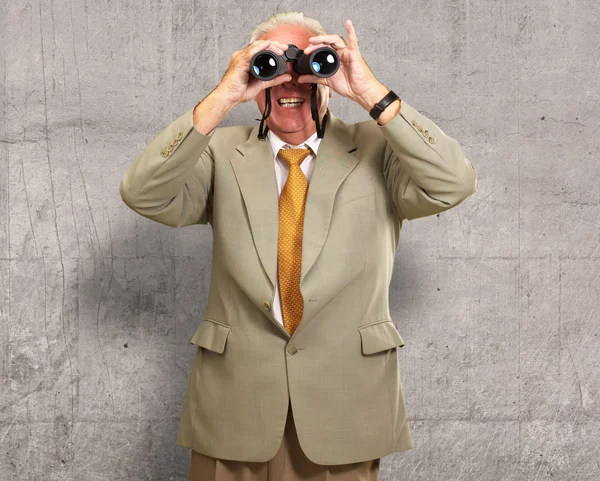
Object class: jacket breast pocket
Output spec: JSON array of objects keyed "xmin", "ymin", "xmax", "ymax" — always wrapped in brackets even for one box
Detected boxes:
[
  {"xmin": 358, "ymin": 319, "xmax": 405, "ymax": 355},
  {"xmin": 190, "ymin": 319, "xmax": 231, "ymax": 354},
  {"xmin": 333, "ymin": 179, "xmax": 376, "ymax": 209}
]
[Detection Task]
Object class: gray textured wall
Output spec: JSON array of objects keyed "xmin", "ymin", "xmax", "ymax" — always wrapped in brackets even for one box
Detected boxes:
[{"xmin": 1, "ymin": 0, "xmax": 599, "ymax": 479}]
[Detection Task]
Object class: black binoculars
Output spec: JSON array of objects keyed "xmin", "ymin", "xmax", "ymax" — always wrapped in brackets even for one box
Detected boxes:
[{"xmin": 250, "ymin": 43, "xmax": 340, "ymax": 81}]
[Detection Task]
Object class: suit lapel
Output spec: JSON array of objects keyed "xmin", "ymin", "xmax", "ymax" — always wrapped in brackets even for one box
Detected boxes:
[{"xmin": 229, "ymin": 108, "xmax": 359, "ymax": 293}]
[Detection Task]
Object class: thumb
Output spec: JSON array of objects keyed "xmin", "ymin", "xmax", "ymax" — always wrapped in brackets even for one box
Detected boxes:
[
  {"xmin": 266, "ymin": 74, "xmax": 292, "ymax": 88},
  {"xmin": 298, "ymin": 74, "xmax": 325, "ymax": 85}
]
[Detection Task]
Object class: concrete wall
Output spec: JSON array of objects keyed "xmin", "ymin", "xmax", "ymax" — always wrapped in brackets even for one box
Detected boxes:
[{"xmin": 1, "ymin": 0, "xmax": 598, "ymax": 479}]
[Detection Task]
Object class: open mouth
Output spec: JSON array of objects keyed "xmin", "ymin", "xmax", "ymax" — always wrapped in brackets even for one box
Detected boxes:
[{"xmin": 277, "ymin": 98, "xmax": 305, "ymax": 108}]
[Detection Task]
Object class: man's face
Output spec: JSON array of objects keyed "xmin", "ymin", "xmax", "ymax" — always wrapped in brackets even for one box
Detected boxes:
[{"xmin": 254, "ymin": 25, "xmax": 332, "ymax": 142}]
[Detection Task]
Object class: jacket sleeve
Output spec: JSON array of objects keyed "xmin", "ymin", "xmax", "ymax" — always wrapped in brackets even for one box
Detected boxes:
[
  {"xmin": 378, "ymin": 99, "xmax": 478, "ymax": 221},
  {"xmin": 119, "ymin": 105, "xmax": 215, "ymax": 227}
]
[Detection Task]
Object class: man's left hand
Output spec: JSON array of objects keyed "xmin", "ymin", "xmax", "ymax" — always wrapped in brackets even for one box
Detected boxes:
[{"xmin": 297, "ymin": 19, "xmax": 387, "ymax": 110}]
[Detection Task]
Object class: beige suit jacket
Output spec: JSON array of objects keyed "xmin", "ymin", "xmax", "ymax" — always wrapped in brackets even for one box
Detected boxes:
[{"xmin": 119, "ymin": 99, "xmax": 478, "ymax": 465}]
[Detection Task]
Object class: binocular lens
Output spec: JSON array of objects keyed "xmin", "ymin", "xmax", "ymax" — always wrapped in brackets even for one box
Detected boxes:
[
  {"xmin": 252, "ymin": 53, "xmax": 278, "ymax": 78},
  {"xmin": 311, "ymin": 51, "xmax": 338, "ymax": 76}
]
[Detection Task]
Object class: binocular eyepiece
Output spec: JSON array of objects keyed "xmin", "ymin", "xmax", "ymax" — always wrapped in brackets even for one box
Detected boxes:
[{"xmin": 250, "ymin": 43, "xmax": 340, "ymax": 81}]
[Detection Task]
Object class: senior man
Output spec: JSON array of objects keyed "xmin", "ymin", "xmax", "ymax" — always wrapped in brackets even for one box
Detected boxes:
[{"xmin": 120, "ymin": 11, "xmax": 478, "ymax": 481}]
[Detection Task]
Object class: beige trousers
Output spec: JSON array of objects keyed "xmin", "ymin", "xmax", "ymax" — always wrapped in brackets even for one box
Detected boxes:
[{"xmin": 188, "ymin": 400, "xmax": 380, "ymax": 481}]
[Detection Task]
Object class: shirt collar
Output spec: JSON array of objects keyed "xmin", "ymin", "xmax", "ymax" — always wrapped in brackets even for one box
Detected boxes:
[{"xmin": 267, "ymin": 128, "xmax": 322, "ymax": 158}]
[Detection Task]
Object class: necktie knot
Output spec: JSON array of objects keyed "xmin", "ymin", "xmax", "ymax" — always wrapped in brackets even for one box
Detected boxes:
[{"xmin": 278, "ymin": 148, "xmax": 312, "ymax": 167}]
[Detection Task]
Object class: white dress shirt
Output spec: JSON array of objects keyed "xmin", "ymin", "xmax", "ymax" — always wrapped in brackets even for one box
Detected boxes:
[{"xmin": 267, "ymin": 128, "xmax": 323, "ymax": 328}]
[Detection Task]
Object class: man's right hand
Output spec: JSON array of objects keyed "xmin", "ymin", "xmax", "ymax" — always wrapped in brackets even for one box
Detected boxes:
[
  {"xmin": 216, "ymin": 39, "xmax": 293, "ymax": 106},
  {"xmin": 193, "ymin": 39, "xmax": 292, "ymax": 135}
]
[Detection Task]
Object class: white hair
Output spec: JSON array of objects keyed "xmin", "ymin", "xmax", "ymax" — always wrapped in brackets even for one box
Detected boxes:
[{"xmin": 249, "ymin": 12, "xmax": 328, "ymax": 43}]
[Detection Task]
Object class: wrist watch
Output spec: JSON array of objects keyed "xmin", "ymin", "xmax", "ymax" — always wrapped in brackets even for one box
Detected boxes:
[{"xmin": 369, "ymin": 90, "xmax": 400, "ymax": 121}]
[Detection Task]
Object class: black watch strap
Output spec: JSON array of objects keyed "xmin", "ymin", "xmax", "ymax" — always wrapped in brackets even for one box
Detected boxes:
[{"xmin": 369, "ymin": 90, "xmax": 400, "ymax": 121}]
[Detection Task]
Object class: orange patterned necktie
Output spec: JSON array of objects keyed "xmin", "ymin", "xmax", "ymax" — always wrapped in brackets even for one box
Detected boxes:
[{"xmin": 277, "ymin": 147, "xmax": 312, "ymax": 336}]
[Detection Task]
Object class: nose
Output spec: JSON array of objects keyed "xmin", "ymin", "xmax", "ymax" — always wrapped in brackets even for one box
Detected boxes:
[{"xmin": 282, "ymin": 62, "xmax": 299, "ymax": 86}]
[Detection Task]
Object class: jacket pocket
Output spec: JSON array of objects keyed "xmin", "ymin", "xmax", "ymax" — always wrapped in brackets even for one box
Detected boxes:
[
  {"xmin": 334, "ymin": 182, "xmax": 376, "ymax": 208},
  {"xmin": 358, "ymin": 320, "xmax": 405, "ymax": 355},
  {"xmin": 190, "ymin": 319, "xmax": 231, "ymax": 354}
]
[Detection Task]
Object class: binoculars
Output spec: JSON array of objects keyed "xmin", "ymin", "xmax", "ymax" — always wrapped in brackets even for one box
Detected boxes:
[{"xmin": 250, "ymin": 43, "xmax": 340, "ymax": 81}]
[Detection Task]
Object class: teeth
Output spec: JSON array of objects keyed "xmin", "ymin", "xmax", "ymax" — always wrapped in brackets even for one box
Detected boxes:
[{"xmin": 278, "ymin": 98, "xmax": 304, "ymax": 105}]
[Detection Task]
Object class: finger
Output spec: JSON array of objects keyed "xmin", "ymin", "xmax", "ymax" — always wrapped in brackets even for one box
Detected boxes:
[
  {"xmin": 252, "ymin": 40, "xmax": 288, "ymax": 57},
  {"xmin": 267, "ymin": 46, "xmax": 285, "ymax": 56},
  {"xmin": 346, "ymin": 19, "xmax": 359, "ymax": 49},
  {"xmin": 305, "ymin": 40, "xmax": 345, "ymax": 55},
  {"xmin": 250, "ymin": 39, "xmax": 270, "ymax": 48},
  {"xmin": 308, "ymin": 34, "xmax": 347, "ymax": 48},
  {"xmin": 297, "ymin": 74, "xmax": 328, "ymax": 86},
  {"xmin": 247, "ymin": 39, "xmax": 272, "ymax": 57},
  {"xmin": 271, "ymin": 40, "xmax": 290, "ymax": 50},
  {"xmin": 303, "ymin": 42, "xmax": 328, "ymax": 56},
  {"xmin": 265, "ymin": 74, "xmax": 292, "ymax": 88},
  {"xmin": 255, "ymin": 39, "xmax": 288, "ymax": 52}
]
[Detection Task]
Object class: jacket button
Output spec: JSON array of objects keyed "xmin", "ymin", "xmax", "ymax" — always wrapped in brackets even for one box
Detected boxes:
[
  {"xmin": 176, "ymin": 132, "xmax": 183, "ymax": 141},
  {"xmin": 417, "ymin": 125, "xmax": 424, "ymax": 132},
  {"xmin": 423, "ymin": 130, "xmax": 429, "ymax": 136},
  {"xmin": 428, "ymin": 136, "xmax": 436, "ymax": 143},
  {"xmin": 411, "ymin": 120, "xmax": 418, "ymax": 126},
  {"xmin": 263, "ymin": 301, "xmax": 270, "ymax": 310},
  {"xmin": 288, "ymin": 345, "xmax": 298, "ymax": 355}
]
